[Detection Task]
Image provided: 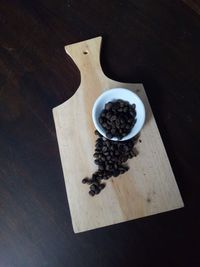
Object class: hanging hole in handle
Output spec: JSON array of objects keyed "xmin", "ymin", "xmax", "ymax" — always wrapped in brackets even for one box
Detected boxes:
[{"xmin": 83, "ymin": 50, "xmax": 88, "ymax": 55}]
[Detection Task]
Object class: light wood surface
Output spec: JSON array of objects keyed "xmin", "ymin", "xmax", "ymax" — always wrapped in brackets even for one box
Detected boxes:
[{"xmin": 53, "ymin": 37, "xmax": 184, "ymax": 233}]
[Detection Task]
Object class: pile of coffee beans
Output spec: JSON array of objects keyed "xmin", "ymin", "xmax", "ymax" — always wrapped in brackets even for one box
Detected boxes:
[
  {"xmin": 99, "ymin": 99, "xmax": 137, "ymax": 140},
  {"xmin": 82, "ymin": 130, "xmax": 137, "ymax": 196}
]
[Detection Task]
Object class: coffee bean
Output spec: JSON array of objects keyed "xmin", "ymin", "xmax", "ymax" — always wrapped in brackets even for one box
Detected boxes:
[
  {"xmin": 97, "ymin": 171, "xmax": 103, "ymax": 177},
  {"xmin": 105, "ymin": 102, "xmax": 113, "ymax": 110},
  {"xmin": 130, "ymin": 111, "xmax": 135, "ymax": 117},
  {"xmin": 130, "ymin": 150, "xmax": 136, "ymax": 157},
  {"xmin": 92, "ymin": 172, "xmax": 98, "ymax": 179},
  {"xmin": 102, "ymin": 146, "xmax": 107, "ymax": 152},
  {"xmin": 122, "ymin": 156, "xmax": 128, "ymax": 162},
  {"xmin": 90, "ymin": 184, "xmax": 99, "ymax": 191},
  {"xmin": 114, "ymin": 163, "xmax": 118, "ymax": 169},
  {"xmin": 123, "ymin": 165, "xmax": 129, "ymax": 171},
  {"xmin": 126, "ymin": 124, "xmax": 131, "ymax": 129},
  {"xmin": 93, "ymin": 153, "xmax": 99, "ymax": 158},
  {"xmin": 105, "ymin": 165, "xmax": 112, "ymax": 171},
  {"xmin": 83, "ymin": 127, "xmax": 139, "ymax": 196},
  {"xmin": 94, "ymin": 130, "xmax": 101, "ymax": 136},
  {"xmin": 105, "ymin": 140, "xmax": 110, "ymax": 146},
  {"xmin": 102, "ymin": 122, "xmax": 107, "ymax": 128},
  {"xmin": 119, "ymin": 102, "xmax": 124, "ymax": 108},
  {"xmin": 96, "ymin": 137, "xmax": 102, "ymax": 143},
  {"xmin": 110, "ymin": 115, "xmax": 117, "ymax": 121},
  {"xmin": 99, "ymin": 165, "xmax": 104, "ymax": 171},
  {"xmin": 89, "ymin": 190, "xmax": 95, "ymax": 196},
  {"xmin": 82, "ymin": 177, "xmax": 89, "ymax": 184},
  {"xmin": 123, "ymin": 145, "xmax": 129, "ymax": 152},
  {"xmin": 99, "ymin": 183, "xmax": 106, "ymax": 190},
  {"xmin": 99, "ymin": 117, "xmax": 103, "ymax": 124},
  {"xmin": 128, "ymin": 142, "xmax": 134, "ymax": 148},
  {"xmin": 114, "ymin": 151, "xmax": 119, "ymax": 156},
  {"xmin": 106, "ymin": 155, "xmax": 111, "ymax": 160},
  {"xmin": 111, "ymin": 156, "xmax": 117, "ymax": 162},
  {"xmin": 90, "ymin": 184, "xmax": 95, "ymax": 191},
  {"xmin": 113, "ymin": 170, "xmax": 120, "ymax": 177},
  {"xmin": 111, "ymin": 128, "xmax": 116, "ymax": 135},
  {"xmin": 94, "ymin": 159, "xmax": 99, "ymax": 165},
  {"xmin": 96, "ymin": 176, "xmax": 102, "ymax": 182},
  {"xmin": 95, "ymin": 142, "xmax": 101, "ymax": 148},
  {"xmin": 94, "ymin": 187, "xmax": 100, "ymax": 194},
  {"xmin": 124, "ymin": 101, "xmax": 129, "ymax": 106},
  {"xmin": 106, "ymin": 132, "xmax": 113, "ymax": 139},
  {"xmin": 86, "ymin": 179, "xmax": 93, "ymax": 185},
  {"xmin": 101, "ymin": 110, "xmax": 107, "ymax": 117},
  {"xmin": 106, "ymin": 112, "xmax": 112, "ymax": 119},
  {"xmin": 110, "ymin": 145, "xmax": 114, "ymax": 151},
  {"xmin": 106, "ymin": 120, "xmax": 112, "ymax": 125}
]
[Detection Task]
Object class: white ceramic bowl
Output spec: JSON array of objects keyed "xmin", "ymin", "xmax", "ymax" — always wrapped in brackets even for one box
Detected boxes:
[{"xmin": 92, "ymin": 88, "xmax": 145, "ymax": 141}]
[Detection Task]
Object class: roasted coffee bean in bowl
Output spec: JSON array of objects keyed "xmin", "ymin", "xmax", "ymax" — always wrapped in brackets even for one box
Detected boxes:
[{"xmin": 92, "ymin": 88, "xmax": 145, "ymax": 141}]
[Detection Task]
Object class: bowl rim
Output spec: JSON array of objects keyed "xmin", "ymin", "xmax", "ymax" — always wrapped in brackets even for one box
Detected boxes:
[{"xmin": 92, "ymin": 88, "xmax": 145, "ymax": 141}]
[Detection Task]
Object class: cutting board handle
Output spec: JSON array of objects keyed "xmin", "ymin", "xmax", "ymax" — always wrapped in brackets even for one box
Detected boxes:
[{"xmin": 65, "ymin": 36, "xmax": 105, "ymax": 84}]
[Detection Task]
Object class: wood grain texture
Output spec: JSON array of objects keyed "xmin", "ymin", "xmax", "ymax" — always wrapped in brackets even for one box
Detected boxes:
[{"xmin": 53, "ymin": 37, "xmax": 183, "ymax": 233}]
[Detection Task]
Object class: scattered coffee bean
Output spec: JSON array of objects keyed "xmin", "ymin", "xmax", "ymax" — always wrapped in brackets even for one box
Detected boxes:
[
  {"xmin": 102, "ymin": 146, "xmax": 107, "ymax": 152},
  {"xmin": 106, "ymin": 155, "xmax": 111, "ymax": 160},
  {"xmin": 89, "ymin": 190, "xmax": 95, "ymax": 196},
  {"xmin": 93, "ymin": 153, "xmax": 99, "ymax": 158},
  {"xmin": 82, "ymin": 177, "xmax": 89, "ymax": 184},
  {"xmin": 99, "ymin": 183, "xmax": 105, "ymax": 190},
  {"xmin": 94, "ymin": 187, "xmax": 100, "ymax": 194},
  {"xmin": 90, "ymin": 184, "xmax": 98, "ymax": 191},
  {"xmin": 113, "ymin": 170, "xmax": 120, "ymax": 177},
  {"xmin": 95, "ymin": 130, "xmax": 102, "ymax": 136},
  {"xmin": 82, "ymin": 130, "xmax": 139, "ymax": 196},
  {"xmin": 94, "ymin": 159, "xmax": 99, "ymax": 165},
  {"xmin": 86, "ymin": 179, "xmax": 93, "ymax": 185},
  {"xmin": 99, "ymin": 165, "xmax": 104, "ymax": 171}
]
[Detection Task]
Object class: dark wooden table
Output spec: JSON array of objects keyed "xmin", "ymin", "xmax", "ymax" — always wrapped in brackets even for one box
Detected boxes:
[{"xmin": 0, "ymin": 1, "xmax": 200, "ymax": 266}]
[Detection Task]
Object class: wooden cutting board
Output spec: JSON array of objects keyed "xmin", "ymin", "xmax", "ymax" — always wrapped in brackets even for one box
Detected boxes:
[{"xmin": 53, "ymin": 36, "xmax": 184, "ymax": 233}]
